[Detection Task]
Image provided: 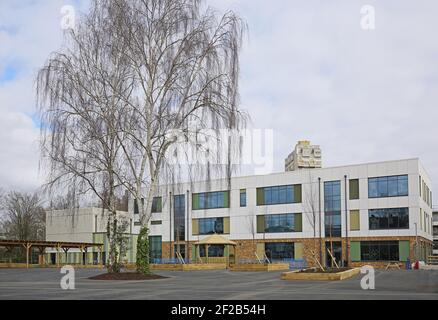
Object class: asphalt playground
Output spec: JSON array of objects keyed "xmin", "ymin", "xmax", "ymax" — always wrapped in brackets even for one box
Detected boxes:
[{"xmin": 0, "ymin": 268, "xmax": 437, "ymax": 300}]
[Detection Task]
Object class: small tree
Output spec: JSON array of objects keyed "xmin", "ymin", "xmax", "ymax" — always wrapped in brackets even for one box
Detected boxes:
[
  {"xmin": 304, "ymin": 174, "xmax": 323, "ymax": 268},
  {"xmin": 246, "ymin": 216, "xmax": 257, "ymax": 261}
]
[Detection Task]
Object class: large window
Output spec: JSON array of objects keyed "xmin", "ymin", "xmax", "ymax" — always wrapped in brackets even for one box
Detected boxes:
[
  {"xmin": 192, "ymin": 191, "xmax": 230, "ymax": 210},
  {"xmin": 198, "ymin": 217, "xmax": 224, "ymax": 235},
  {"xmin": 324, "ymin": 181, "xmax": 341, "ymax": 237},
  {"xmin": 257, "ymin": 213, "xmax": 302, "ymax": 233},
  {"xmin": 360, "ymin": 241, "xmax": 399, "ymax": 261},
  {"xmin": 256, "ymin": 185, "xmax": 302, "ymax": 206},
  {"xmin": 149, "ymin": 236, "xmax": 162, "ymax": 262},
  {"xmin": 174, "ymin": 195, "xmax": 185, "ymax": 241},
  {"xmin": 369, "ymin": 208, "xmax": 409, "ymax": 230},
  {"xmin": 368, "ymin": 175, "xmax": 408, "ymax": 198},
  {"xmin": 265, "ymin": 214, "xmax": 294, "ymax": 233},
  {"xmin": 265, "ymin": 243, "xmax": 294, "ymax": 261}
]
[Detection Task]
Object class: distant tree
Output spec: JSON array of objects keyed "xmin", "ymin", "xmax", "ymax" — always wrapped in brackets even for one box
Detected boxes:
[{"xmin": 1, "ymin": 192, "xmax": 46, "ymax": 241}]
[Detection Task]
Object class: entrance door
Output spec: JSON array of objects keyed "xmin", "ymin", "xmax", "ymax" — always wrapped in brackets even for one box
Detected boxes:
[
  {"xmin": 326, "ymin": 241, "xmax": 342, "ymax": 268},
  {"xmin": 50, "ymin": 253, "xmax": 56, "ymax": 265}
]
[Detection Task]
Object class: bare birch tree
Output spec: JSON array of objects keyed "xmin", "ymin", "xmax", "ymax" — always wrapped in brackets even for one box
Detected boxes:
[
  {"xmin": 37, "ymin": 1, "xmax": 134, "ymax": 273},
  {"xmin": 37, "ymin": 0, "xmax": 247, "ymax": 274},
  {"xmin": 105, "ymin": 0, "xmax": 247, "ymax": 273}
]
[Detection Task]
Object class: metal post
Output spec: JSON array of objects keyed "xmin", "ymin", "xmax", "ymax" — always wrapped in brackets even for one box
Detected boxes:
[
  {"xmin": 186, "ymin": 190, "xmax": 190, "ymax": 263},
  {"xmin": 169, "ymin": 192, "xmax": 173, "ymax": 259},
  {"xmin": 318, "ymin": 177, "xmax": 323, "ymax": 266},
  {"xmin": 344, "ymin": 175, "xmax": 349, "ymax": 266}
]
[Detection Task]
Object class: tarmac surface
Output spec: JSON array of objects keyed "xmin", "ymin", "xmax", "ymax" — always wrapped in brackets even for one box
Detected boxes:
[{"xmin": 0, "ymin": 268, "xmax": 437, "ymax": 300}]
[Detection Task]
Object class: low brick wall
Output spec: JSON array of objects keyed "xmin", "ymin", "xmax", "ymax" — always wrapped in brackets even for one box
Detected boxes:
[
  {"xmin": 230, "ymin": 263, "xmax": 290, "ymax": 272},
  {"xmin": 282, "ymin": 268, "xmax": 361, "ymax": 281}
]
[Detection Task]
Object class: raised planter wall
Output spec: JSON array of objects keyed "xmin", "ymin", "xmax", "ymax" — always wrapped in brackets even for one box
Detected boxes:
[{"xmin": 282, "ymin": 268, "xmax": 361, "ymax": 281}]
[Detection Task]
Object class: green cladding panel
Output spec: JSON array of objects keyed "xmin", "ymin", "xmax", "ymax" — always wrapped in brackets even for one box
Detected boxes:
[
  {"xmin": 294, "ymin": 213, "xmax": 302, "ymax": 232},
  {"xmin": 350, "ymin": 241, "xmax": 361, "ymax": 262},
  {"xmin": 294, "ymin": 185, "xmax": 302, "ymax": 203},
  {"xmin": 257, "ymin": 215, "xmax": 265, "ymax": 233},
  {"xmin": 349, "ymin": 179, "xmax": 360, "ymax": 200},
  {"xmin": 224, "ymin": 191, "xmax": 230, "ymax": 208},
  {"xmin": 399, "ymin": 241, "xmax": 410, "ymax": 262},
  {"xmin": 256, "ymin": 188, "xmax": 265, "ymax": 206},
  {"xmin": 192, "ymin": 194, "xmax": 199, "ymax": 210},
  {"xmin": 294, "ymin": 243, "xmax": 303, "ymax": 260}
]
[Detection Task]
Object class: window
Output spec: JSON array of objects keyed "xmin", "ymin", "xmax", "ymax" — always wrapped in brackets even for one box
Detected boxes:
[
  {"xmin": 324, "ymin": 181, "xmax": 341, "ymax": 237},
  {"xmin": 151, "ymin": 197, "xmax": 162, "ymax": 213},
  {"xmin": 349, "ymin": 179, "xmax": 359, "ymax": 200},
  {"xmin": 151, "ymin": 220, "xmax": 162, "ymax": 225},
  {"xmin": 134, "ymin": 199, "xmax": 143, "ymax": 214},
  {"xmin": 199, "ymin": 217, "xmax": 225, "ymax": 235},
  {"xmin": 240, "ymin": 189, "xmax": 247, "ymax": 207},
  {"xmin": 434, "ymin": 226, "xmax": 438, "ymax": 236},
  {"xmin": 256, "ymin": 184, "xmax": 302, "ymax": 206},
  {"xmin": 360, "ymin": 241, "xmax": 399, "ymax": 261},
  {"xmin": 134, "ymin": 197, "xmax": 162, "ymax": 214},
  {"xmin": 149, "ymin": 236, "xmax": 162, "ymax": 262},
  {"xmin": 265, "ymin": 243, "xmax": 294, "ymax": 261},
  {"xmin": 368, "ymin": 175, "xmax": 408, "ymax": 198},
  {"xmin": 434, "ymin": 240, "xmax": 438, "ymax": 251},
  {"xmin": 174, "ymin": 195, "xmax": 185, "ymax": 241},
  {"xmin": 369, "ymin": 208, "xmax": 409, "ymax": 230},
  {"xmin": 257, "ymin": 213, "xmax": 302, "ymax": 233},
  {"xmin": 192, "ymin": 191, "xmax": 230, "ymax": 210},
  {"xmin": 199, "ymin": 245, "xmax": 224, "ymax": 257}
]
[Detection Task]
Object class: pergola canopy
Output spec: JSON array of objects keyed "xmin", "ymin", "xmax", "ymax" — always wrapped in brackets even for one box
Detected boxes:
[{"xmin": 195, "ymin": 234, "xmax": 237, "ymax": 246}]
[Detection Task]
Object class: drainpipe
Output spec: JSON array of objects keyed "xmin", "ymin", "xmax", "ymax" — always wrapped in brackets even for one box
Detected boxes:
[
  {"xmin": 318, "ymin": 177, "xmax": 322, "ymax": 265},
  {"xmin": 344, "ymin": 175, "xmax": 349, "ymax": 266},
  {"xmin": 186, "ymin": 189, "xmax": 190, "ymax": 263},
  {"xmin": 169, "ymin": 191, "xmax": 173, "ymax": 260}
]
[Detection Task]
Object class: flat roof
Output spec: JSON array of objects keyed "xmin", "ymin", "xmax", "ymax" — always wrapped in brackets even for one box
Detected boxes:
[
  {"xmin": 0, "ymin": 239, "xmax": 103, "ymax": 248},
  {"xmin": 159, "ymin": 158, "xmax": 421, "ymax": 187}
]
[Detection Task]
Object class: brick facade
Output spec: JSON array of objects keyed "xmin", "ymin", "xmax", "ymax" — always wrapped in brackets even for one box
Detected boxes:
[{"xmin": 162, "ymin": 236, "xmax": 433, "ymax": 269}]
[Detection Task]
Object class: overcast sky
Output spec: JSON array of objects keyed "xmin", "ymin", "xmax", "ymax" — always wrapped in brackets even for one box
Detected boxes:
[{"xmin": 0, "ymin": 0, "xmax": 437, "ymax": 199}]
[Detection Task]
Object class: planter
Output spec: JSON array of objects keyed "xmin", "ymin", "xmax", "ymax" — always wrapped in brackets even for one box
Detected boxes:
[
  {"xmin": 230, "ymin": 263, "xmax": 290, "ymax": 272},
  {"xmin": 148, "ymin": 263, "xmax": 227, "ymax": 271},
  {"xmin": 282, "ymin": 268, "xmax": 361, "ymax": 281}
]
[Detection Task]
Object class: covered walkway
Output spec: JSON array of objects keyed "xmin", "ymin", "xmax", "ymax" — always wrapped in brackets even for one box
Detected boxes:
[{"xmin": 0, "ymin": 239, "xmax": 104, "ymax": 268}]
